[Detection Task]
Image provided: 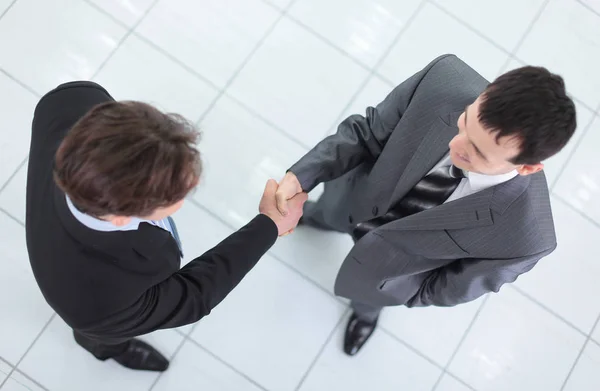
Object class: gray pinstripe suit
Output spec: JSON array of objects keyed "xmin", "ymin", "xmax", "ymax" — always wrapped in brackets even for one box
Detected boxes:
[{"xmin": 289, "ymin": 54, "xmax": 557, "ymax": 312}]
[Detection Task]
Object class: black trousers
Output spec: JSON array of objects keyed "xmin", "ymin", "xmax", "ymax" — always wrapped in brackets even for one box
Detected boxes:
[{"xmin": 73, "ymin": 330, "xmax": 131, "ymax": 360}]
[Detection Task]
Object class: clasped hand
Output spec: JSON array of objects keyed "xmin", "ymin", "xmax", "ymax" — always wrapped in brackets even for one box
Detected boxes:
[{"xmin": 258, "ymin": 172, "xmax": 306, "ymax": 237}]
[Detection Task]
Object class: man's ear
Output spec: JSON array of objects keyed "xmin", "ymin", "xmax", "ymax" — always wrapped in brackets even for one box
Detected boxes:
[{"xmin": 516, "ymin": 163, "xmax": 544, "ymax": 176}]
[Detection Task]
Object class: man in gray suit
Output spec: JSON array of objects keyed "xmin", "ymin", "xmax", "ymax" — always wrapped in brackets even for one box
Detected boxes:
[{"xmin": 275, "ymin": 54, "xmax": 577, "ymax": 356}]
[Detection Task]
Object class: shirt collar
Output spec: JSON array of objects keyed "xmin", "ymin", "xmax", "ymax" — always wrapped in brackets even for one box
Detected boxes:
[
  {"xmin": 464, "ymin": 169, "xmax": 519, "ymax": 193},
  {"xmin": 65, "ymin": 195, "xmax": 146, "ymax": 232}
]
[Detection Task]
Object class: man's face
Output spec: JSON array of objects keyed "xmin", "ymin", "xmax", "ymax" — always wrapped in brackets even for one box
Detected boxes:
[{"xmin": 449, "ymin": 95, "xmax": 543, "ymax": 176}]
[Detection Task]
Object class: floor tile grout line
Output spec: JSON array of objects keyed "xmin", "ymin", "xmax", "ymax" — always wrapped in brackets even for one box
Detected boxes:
[
  {"xmin": 444, "ymin": 372, "xmax": 478, "ymax": 391},
  {"xmin": 379, "ymin": 327, "xmax": 451, "ymax": 375},
  {"xmin": 507, "ymin": 0, "xmax": 551, "ymax": 56},
  {"xmin": 284, "ymin": 14, "xmax": 374, "ymax": 72},
  {"xmin": 5, "ymin": 368, "xmax": 50, "ymax": 391},
  {"xmin": 173, "ymin": 328, "xmax": 188, "ymax": 338},
  {"xmin": 147, "ymin": 334, "xmax": 188, "ymax": 391},
  {"xmin": 318, "ymin": 0, "xmax": 428, "ymax": 138},
  {"xmin": 0, "ymin": 68, "xmax": 41, "ymax": 98},
  {"xmin": 370, "ymin": 0, "xmax": 428, "ymax": 71},
  {"xmin": 497, "ymin": 55, "xmax": 515, "ymax": 79},
  {"xmin": 186, "ymin": 198, "xmax": 345, "ymax": 304},
  {"xmin": 0, "ymin": 207, "xmax": 24, "ymax": 227},
  {"xmin": 496, "ymin": 62, "xmax": 599, "ymax": 113},
  {"xmin": 428, "ymin": 0, "xmax": 514, "ymax": 56},
  {"xmin": 551, "ymin": 193, "xmax": 600, "ymax": 234},
  {"xmin": 559, "ymin": 313, "xmax": 600, "ymax": 391},
  {"xmin": 294, "ymin": 309, "xmax": 350, "ymax": 391},
  {"xmin": 81, "ymin": 0, "xmax": 312, "ymax": 153},
  {"xmin": 510, "ymin": 284, "xmax": 589, "ymax": 337},
  {"xmin": 4, "ymin": 2, "xmax": 594, "ymax": 387},
  {"xmin": 322, "ymin": 74, "xmax": 394, "ymax": 138},
  {"xmin": 450, "ymin": 49, "xmax": 598, "ymax": 116},
  {"xmin": 181, "ymin": 336, "xmax": 270, "ymax": 391},
  {"xmin": 549, "ymin": 108, "xmax": 598, "ymax": 191},
  {"xmin": 0, "ymin": 313, "xmax": 55, "ymax": 391},
  {"xmin": 0, "ymin": 156, "xmax": 28, "ymax": 196},
  {"xmin": 376, "ymin": 320, "xmax": 476, "ymax": 385},
  {"xmin": 218, "ymin": 91, "xmax": 313, "ymax": 149},
  {"xmin": 0, "ymin": 356, "xmax": 14, "ymax": 368},
  {"xmin": 81, "ymin": 0, "xmax": 128, "ymax": 30},
  {"xmin": 193, "ymin": 21, "xmax": 285, "ymax": 125},
  {"xmin": 559, "ymin": 339, "xmax": 590, "ymax": 391},
  {"xmin": 269, "ymin": 251, "xmax": 347, "ymax": 305},
  {"xmin": 81, "ymin": 0, "xmax": 219, "ymax": 93},
  {"xmin": 131, "ymin": 32, "xmax": 221, "ymax": 91},
  {"xmin": 430, "ymin": 295, "xmax": 490, "ymax": 391},
  {"xmin": 430, "ymin": 0, "xmax": 549, "ymax": 93},
  {"xmin": 260, "ymin": 0, "xmax": 287, "ymax": 12},
  {"xmin": 495, "ymin": 0, "xmax": 549, "ymax": 84},
  {"xmin": 182, "ymin": 198, "xmax": 475, "ymax": 387},
  {"xmin": 575, "ymin": 0, "xmax": 600, "ymax": 19},
  {"xmin": 571, "ymin": 96, "xmax": 598, "ymax": 116},
  {"xmin": 88, "ymin": 0, "xmax": 162, "ymax": 80},
  {"xmin": 70, "ymin": 0, "xmax": 315, "ymax": 154},
  {"xmin": 193, "ymin": 0, "xmax": 300, "ymax": 127},
  {"xmin": 0, "ymin": 0, "xmax": 17, "ymax": 21},
  {"xmin": 0, "ymin": 3, "xmax": 595, "ymax": 391}
]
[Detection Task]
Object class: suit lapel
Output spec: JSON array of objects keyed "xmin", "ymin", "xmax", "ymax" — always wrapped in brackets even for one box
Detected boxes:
[
  {"xmin": 380, "ymin": 108, "xmax": 532, "ymax": 232},
  {"xmin": 388, "ymin": 111, "xmax": 462, "ymax": 207},
  {"xmin": 382, "ymin": 173, "xmax": 531, "ymax": 232},
  {"xmin": 383, "ymin": 187, "xmax": 495, "ymax": 231}
]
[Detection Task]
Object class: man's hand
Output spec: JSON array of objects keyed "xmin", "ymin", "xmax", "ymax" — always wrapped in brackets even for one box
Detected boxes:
[
  {"xmin": 275, "ymin": 172, "xmax": 303, "ymax": 216},
  {"xmin": 260, "ymin": 179, "xmax": 307, "ymax": 236}
]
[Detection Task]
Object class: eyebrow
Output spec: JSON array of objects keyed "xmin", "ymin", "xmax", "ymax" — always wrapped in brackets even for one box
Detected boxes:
[{"xmin": 464, "ymin": 105, "xmax": 489, "ymax": 162}]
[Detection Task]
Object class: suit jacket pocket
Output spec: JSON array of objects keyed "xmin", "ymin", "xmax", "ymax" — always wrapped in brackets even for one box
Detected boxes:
[{"xmin": 376, "ymin": 229, "xmax": 470, "ymax": 260}]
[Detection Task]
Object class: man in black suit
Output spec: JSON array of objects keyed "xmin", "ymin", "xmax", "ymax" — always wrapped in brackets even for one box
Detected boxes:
[{"xmin": 25, "ymin": 81, "xmax": 307, "ymax": 372}]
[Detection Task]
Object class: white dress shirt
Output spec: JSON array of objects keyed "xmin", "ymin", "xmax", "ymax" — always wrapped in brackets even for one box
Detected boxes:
[
  {"xmin": 66, "ymin": 195, "xmax": 175, "ymax": 234},
  {"xmin": 428, "ymin": 154, "xmax": 519, "ymax": 204}
]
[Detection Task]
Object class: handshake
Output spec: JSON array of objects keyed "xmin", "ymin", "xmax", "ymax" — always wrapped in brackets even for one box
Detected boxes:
[{"xmin": 259, "ymin": 172, "xmax": 307, "ymax": 237}]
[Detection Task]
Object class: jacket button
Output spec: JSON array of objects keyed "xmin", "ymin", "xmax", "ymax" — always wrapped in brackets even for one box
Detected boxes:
[
  {"xmin": 372, "ymin": 206, "xmax": 379, "ymax": 216},
  {"xmin": 348, "ymin": 215, "xmax": 354, "ymax": 224}
]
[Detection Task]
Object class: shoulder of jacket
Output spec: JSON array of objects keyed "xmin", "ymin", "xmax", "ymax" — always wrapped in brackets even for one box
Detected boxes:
[{"xmin": 35, "ymin": 81, "xmax": 112, "ymax": 114}]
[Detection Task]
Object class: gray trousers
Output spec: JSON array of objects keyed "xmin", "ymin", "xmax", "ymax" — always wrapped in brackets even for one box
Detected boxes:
[{"xmin": 303, "ymin": 201, "xmax": 382, "ymax": 322}]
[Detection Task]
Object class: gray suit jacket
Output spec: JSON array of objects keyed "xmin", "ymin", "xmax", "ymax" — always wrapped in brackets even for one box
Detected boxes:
[{"xmin": 289, "ymin": 54, "xmax": 557, "ymax": 308}]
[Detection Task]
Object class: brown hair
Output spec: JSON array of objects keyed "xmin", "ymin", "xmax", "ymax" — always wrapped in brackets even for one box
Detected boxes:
[{"xmin": 54, "ymin": 101, "xmax": 202, "ymax": 218}]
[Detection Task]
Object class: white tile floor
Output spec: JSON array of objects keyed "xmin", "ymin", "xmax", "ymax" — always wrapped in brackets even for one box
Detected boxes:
[{"xmin": 1, "ymin": 0, "xmax": 600, "ymax": 390}]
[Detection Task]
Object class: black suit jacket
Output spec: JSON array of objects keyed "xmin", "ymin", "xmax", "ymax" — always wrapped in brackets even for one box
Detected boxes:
[{"xmin": 25, "ymin": 81, "xmax": 278, "ymax": 339}]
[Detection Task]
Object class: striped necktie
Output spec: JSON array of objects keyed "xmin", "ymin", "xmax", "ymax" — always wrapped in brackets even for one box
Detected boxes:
[{"xmin": 352, "ymin": 165, "xmax": 465, "ymax": 241}]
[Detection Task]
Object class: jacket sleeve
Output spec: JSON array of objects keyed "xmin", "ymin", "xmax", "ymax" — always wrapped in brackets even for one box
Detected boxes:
[
  {"xmin": 289, "ymin": 54, "xmax": 455, "ymax": 192},
  {"xmin": 126, "ymin": 214, "xmax": 278, "ymax": 335},
  {"xmin": 405, "ymin": 248, "xmax": 555, "ymax": 307}
]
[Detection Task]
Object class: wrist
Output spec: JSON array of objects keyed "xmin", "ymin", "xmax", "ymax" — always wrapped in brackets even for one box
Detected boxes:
[
  {"xmin": 258, "ymin": 213, "xmax": 279, "ymax": 236},
  {"xmin": 285, "ymin": 170, "xmax": 303, "ymax": 192}
]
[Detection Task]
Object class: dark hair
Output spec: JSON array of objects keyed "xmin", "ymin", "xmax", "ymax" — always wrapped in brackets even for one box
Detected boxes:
[
  {"xmin": 54, "ymin": 101, "xmax": 202, "ymax": 217},
  {"xmin": 479, "ymin": 66, "xmax": 577, "ymax": 165}
]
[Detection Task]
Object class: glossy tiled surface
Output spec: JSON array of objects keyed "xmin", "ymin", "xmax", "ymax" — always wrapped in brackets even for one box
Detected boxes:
[
  {"xmin": 1, "ymin": 0, "xmax": 600, "ymax": 390},
  {"xmin": 515, "ymin": 0, "xmax": 600, "ymax": 109}
]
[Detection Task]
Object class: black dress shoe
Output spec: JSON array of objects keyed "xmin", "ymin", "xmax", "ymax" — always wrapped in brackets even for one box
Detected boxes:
[
  {"xmin": 112, "ymin": 339, "xmax": 169, "ymax": 372},
  {"xmin": 343, "ymin": 313, "xmax": 378, "ymax": 356}
]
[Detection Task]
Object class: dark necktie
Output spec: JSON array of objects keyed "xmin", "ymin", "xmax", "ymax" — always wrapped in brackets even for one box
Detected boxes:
[{"xmin": 352, "ymin": 165, "xmax": 465, "ymax": 241}]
